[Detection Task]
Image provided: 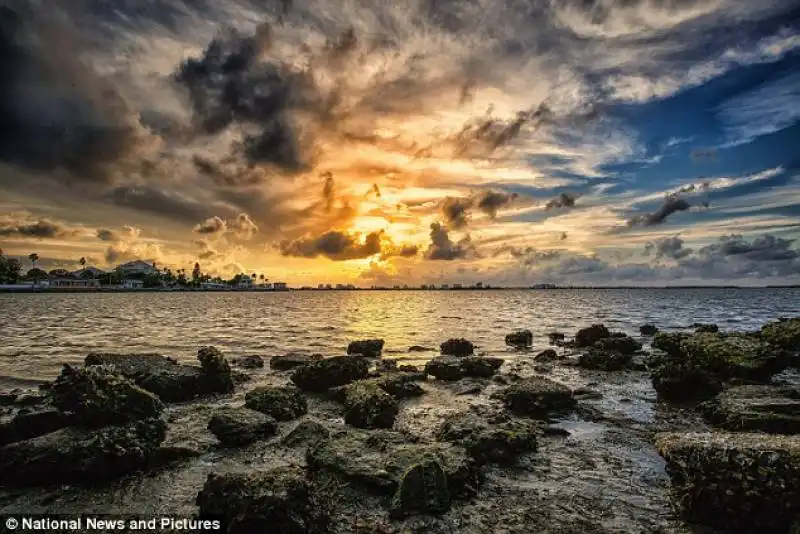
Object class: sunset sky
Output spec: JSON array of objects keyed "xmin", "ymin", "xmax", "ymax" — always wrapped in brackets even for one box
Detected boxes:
[{"xmin": 1, "ymin": 0, "xmax": 799, "ymax": 286}]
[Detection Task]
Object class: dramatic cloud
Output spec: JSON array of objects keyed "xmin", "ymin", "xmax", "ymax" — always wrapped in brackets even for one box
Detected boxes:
[
  {"xmin": 645, "ymin": 236, "xmax": 693, "ymax": 261},
  {"xmin": 194, "ymin": 216, "xmax": 227, "ymax": 235},
  {"xmin": 425, "ymin": 223, "xmax": 478, "ymax": 261},
  {"xmin": 627, "ymin": 195, "xmax": 692, "ymax": 227},
  {"xmin": 192, "ymin": 214, "xmax": 258, "ymax": 239},
  {"xmin": 96, "ymin": 229, "xmax": 118, "ymax": 242},
  {"xmin": 440, "ymin": 197, "xmax": 473, "ymax": 230},
  {"xmin": 0, "ymin": 213, "xmax": 79, "ymax": 239},
  {"xmin": 545, "ymin": 193, "xmax": 579, "ymax": 210},
  {"xmin": 280, "ymin": 230, "xmax": 383, "ymax": 261},
  {"xmin": 475, "ymin": 191, "xmax": 519, "ymax": 219},
  {"xmin": 494, "ymin": 246, "xmax": 562, "ymax": 265}
]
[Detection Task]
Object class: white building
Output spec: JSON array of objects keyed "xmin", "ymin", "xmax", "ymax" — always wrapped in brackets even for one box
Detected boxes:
[
  {"xmin": 50, "ymin": 278, "xmax": 100, "ymax": 289},
  {"xmin": 117, "ymin": 261, "xmax": 158, "ymax": 276},
  {"xmin": 273, "ymin": 282, "xmax": 288, "ymax": 290},
  {"xmin": 236, "ymin": 277, "xmax": 254, "ymax": 289},
  {"xmin": 122, "ymin": 279, "xmax": 144, "ymax": 289},
  {"xmin": 71, "ymin": 266, "xmax": 106, "ymax": 278},
  {"xmin": 201, "ymin": 282, "xmax": 227, "ymax": 290}
]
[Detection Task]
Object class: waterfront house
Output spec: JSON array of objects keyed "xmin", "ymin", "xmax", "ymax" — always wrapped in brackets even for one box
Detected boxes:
[
  {"xmin": 71, "ymin": 266, "xmax": 106, "ymax": 278},
  {"xmin": 117, "ymin": 260, "xmax": 158, "ymax": 276},
  {"xmin": 273, "ymin": 282, "xmax": 288, "ymax": 290},
  {"xmin": 49, "ymin": 277, "xmax": 100, "ymax": 289},
  {"xmin": 201, "ymin": 282, "xmax": 227, "ymax": 290},
  {"xmin": 122, "ymin": 279, "xmax": 144, "ymax": 289},
  {"xmin": 236, "ymin": 277, "xmax": 254, "ymax": 289}
]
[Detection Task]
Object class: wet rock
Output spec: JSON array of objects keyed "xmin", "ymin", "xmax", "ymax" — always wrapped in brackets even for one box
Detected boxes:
[
  {"xmin": 207, "ymin": 408, "xmax": 278, "ymax": 447},
  {"xmin": 15, "ymin": 393, "xmax": 47, "ymax": 406},
  {"xmin": 534, "ymin": 349, "xmax": 560, "ymax": 362},
  {"xmin": 425, "ymin": 355, "xmax": 503, "ymax": 381},
  {"xmin": 578, "ymin": 348, "xmax": 634, "ymax": 371},
  {"xmin": 342, "ymin": 381, "xmax": 399, "ymax": 429},
  {"xmin": 245, "ymin": 386, "xmax": 307, "ymax": 421},
  {"xmin": 399, "ymin": 364, "xmax": 422, "ymax": 372},
  {"xmin": 573, "ymin": 387, "xmax": 603, "ymax": 400},
  {"xmin": 761, "ymin": 317, "xmax": 800, "ymax": 350},
  {"xmin": 436, "ymin": 412, "xmax": 537, "ymax": 465},
  {"xmin": 307, "ymin": 429, "xmax": 480, "ymax": 499},
  {"xmin": 656, "ymin": 432, "xmax": 800, "ymax": 533},
  {"xmin": 440, "ymin": 338, "xmax": 474, "ymax": 356},
  {"xmin": 291, "ymin": 356, "xmax": 369, "ymax": 392},
  {"xmin": 269, "ymin": 352, "xmax": 324, "ymax": 371},
  {"xmin": 49, "ymin": 364, "xmax": 163, "ymax": 427},
  {"xmin": 389, "ymin": 458, "xmax": 450, "ymax": 519},
  {"xmin": 347, "ymin": 339, "xmax": 385, "ymax": 358},
  {"xmin": 0, "ymin": 418, "xmax": 166, "ymax": 486},
  {"xmin": 0, "ymin": 407, "xmax": 74, "ymax": 446},
  {"xmin": 594, "ymin": 335, "xmax": 642, "ymax": 355},
  {"xmin": 449, "ymin": 378, "xmax": 487, "ymax": 395},
  {"xmin": 505, "ymin": 330, "xmax": 533, "ymax": 349},
  {"xmin": 700, "ymin": 385, "xmax": 800, "ymax": 434},
  {"xmin": 542, "ymin": 425, "xmax": 570, "ymax": 437},
  {"xmin": 375, "ymin": 359, "xmax": 397, "ymax": 373},
  {"xmin": 492, "ymin": 377, "xmax": 576, "ymax": 418},
  {"xmin": 547, "ymin": 332, "xmax": 566, "ymax": 345},
  {"xmin": 85, "ymin": 350, "xmax": 234, "ymax": 403},
  {"xmin": 281, "ymin": 420, "xmax": 331, "ymax": 448},
  {"xmin": 640, "ymin": 324, "xmax": 658, "ymax": 336},
  {"xmin": 197, "ymin": 346, "xmax": 234, "ymax": 393},
  {"xmin": 371, "ymin": 373, "xmax": 425, "ymax": 399},
  {"xmin": 574, "ymin": 324, "xmax": 610, "ymax": 347},
  {"xmin": 408, "ymin": 346, "xmax": 434, "ymax": 352},
  {"xmin": 0, "ymin": 393, "xmax": 16, "ymax": 405},
  {"xmin": 651, "ymin": 332, "xmax": 691, "ymax": 356},
  {"xmin": 651, "ymin": 360, "xmax": 723, "ymax": 402},
  {"xmin": 196, "ymin": 466, "xmax": 327, "ymax": 534},
  {"xmin": 231, "ymin": 355, "xmax": 264, "ymax": 369},
  {"xmin": 693, "ymin": 323, "xmax": 719, "ymax": 333}
]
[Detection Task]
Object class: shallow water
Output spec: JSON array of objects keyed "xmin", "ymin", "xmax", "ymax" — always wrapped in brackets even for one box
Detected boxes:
[{"xmin": 1, "ymin": 288, "xmax": 797, "ymax": 381}]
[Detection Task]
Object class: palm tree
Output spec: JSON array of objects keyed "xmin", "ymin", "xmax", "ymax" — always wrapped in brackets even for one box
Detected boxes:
[
  {"xmin": 259, "ymin": 274, "xmax": 265, "ymax": 281},
  {"xmin": 80, "ymin": 257, "xmax": 86, "ymax": 268},
  {"xmin": 28, "ymin": 253, "xmax": 40, "ymax": 285}
]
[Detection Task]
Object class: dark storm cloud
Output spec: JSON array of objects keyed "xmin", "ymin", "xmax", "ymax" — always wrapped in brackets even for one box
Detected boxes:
[
  {"xmin": 678, "ymin": 234, "xmax": 800, "ymax": 278},
  {"xmin": 475, "ymin": 190, "xmax": 519, "ymax": 218},
  {"xmin": 645, "ymin": 236, "xmax": 693, "ymax": 260},
  {"xmin": 440, "ymin": 197, "xmax": 473, "ymax": 230},
  {"xmin": 545, "ymin": 192, "xmax": 578, "ymax": 210},
  {"xmin": 0, "ymin": 5, "xmax": 143, "ymax": 183},
  {"xmin": 109, "ymin": 186, "xmax": 213, "ymax": 223},
  {"xmin": 440, "ymin": 190, "xmax": 520, "ymax": 228},
  {"xmin": 425, "ymin": 223, "xmax": 478, "ymax": 261},
  {"xmin": 280, "ymin": 230, "xmax": 383, "ymax": 261},
  {"xmin": 193, "ymin": 216, "xmax": 227, "ymax": 235},
  {"xmin": 627, "ymin": 194, "xmax": 691, "ymax": 227},
  {"xmin": 452, "ymin": 104, "xmax": 553, "ymax": 157},
  {"xmin": 0, "ymin": 213, "xmax": 79, "ymax": 239},
  {"xmin": 494, "ymin": 245, "xmax": 562, "ymax": 265}
]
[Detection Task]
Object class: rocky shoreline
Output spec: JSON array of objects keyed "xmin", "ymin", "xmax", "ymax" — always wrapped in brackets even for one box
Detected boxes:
[{"xmin": 0, "ymin": 318, "xmax": 798, "ymax": 533}]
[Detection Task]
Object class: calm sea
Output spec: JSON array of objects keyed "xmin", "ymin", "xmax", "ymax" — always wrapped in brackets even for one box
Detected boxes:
[{"xmin": 1, "ymin": 288, "xmax": 797, "ymax": 382}]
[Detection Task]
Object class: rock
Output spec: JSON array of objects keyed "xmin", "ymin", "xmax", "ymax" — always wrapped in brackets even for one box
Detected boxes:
[
  {"xmin": 700, "ymin": 385, "xmax": 800, "ymax": 434},
  {"xmin": 448, "ymin": 378, "xmax": 487, "ymax": 395},
  {"xmin": 425, "ymin": 356, "xmax": 503, "ymax": 381},
  {"xmin": 196, "ymin": 466, "xmax": 327, "ymax": 534},
  {"xmin": 574, "ymin": 324, "xmax": 610, "ymax": 347},
  {"xmin": 573, "ymin": 387, "xmax": 603, "ymax": 400},
  {"xmin": 231, "ymin": 355, "xmax": 264, "ymax": 369},
  {"xmin": 640, "ymin": 324, "xmax": 658, "ymax": 336},
  {"xmin": 307, "ymin": 429, "xmax": 480, "ymax": 499},
  {"xmin": 436, "ymin": 412, "xmax": 537, "ymax": 464},
  {"xmin": 547, "ymin": 332, "xmax": 566, "ymax": 345},
  {"xmin": 291, "ymin": 356, "xmax": 370, "ymax": 392},
  {"xmin": 0, "ymin": 418, "xmax": 166, "ymax": 486},
  {"xmin": 85, "ymin": 352, "xmax": 232, "ymax": 403},
  {"xmin": 651, "ymin": 332, "xmax": 691, "ymax": 356},
  {"xmin": 761, "ymin": 317, "xmax": 800, "ymax": 350},
  {"xmin": 651, "ymin": 360, "xmax": 723, "ymax": 402},
  {"xmin": 371, "ymin": 373, "xmax": 425, "ymax": 399},
  {"xmin": 15, "ymin": 393, "xmax": 47, "ymax": 406},
  {"xmin": 693, "ymin": 323, "xmax": 719, "ymax": 333},
  {"xmin": 578, "ymin": 348, "xmax": 634, "ymax": 371},
  {"xmin": 0, "ymin": 393, "xmax": 17, "ymax": 405},
  {"xmin": 505, "ymin": 330, "xmax": 533, "ymax": 349},
  {"xmin": 440, "ymin": 338, "xmax": 474, "ymax": 357},
  {"xmin": 347, "ymin": 339, "xmax": 385, "ymax": 358},
  {"xmin": 269, "ymin": 352, "xmax": 324, "ymax": 371},
  {"xmin": 399, "ymin": 364, "xmax": 421, "ymax": 372},
  {"xmin": 534, "ymin": 349, "xmax": 560, "ymax": 362},
  {"xmin": 197, "ymin": 346, "xmax": 235, "ymax": 393},
  {"xmin": 375, "ymin": 359, "xmax": 397, "ymax": 373},
  {"xmin": 656, "ymin": 432, "xmax": 800, "ymax": 533},
  {"xmin": 207, "ymin": 408, "xmax": 278, "ymax": 447},
  {"xmin": 408, "ymin": 346, "xmax": 434, "ymax": 352},
  {"xmin": 49, "ymin": 364, "xmax": 163, "ymax": 427},
  {"xmin": 342, "ymin": 381, "xmax": 399, "ymax": 429},
  {"xmin": 0, "ymin": 407, "xmax": 74, "ymax": 446},
  {"xmin": 245, "ymin": 386, "xmax": 307, "ymax": 421},
  {"xmin": 594, "ymin": 335, "xmax": 642, "ymax": 355},
  {"xmin": 281, "ymin": 420, "xmax": 331, "ymax": 448},
  {"xmin": 492, "ymin": 377, "xmax": 576, "ymax": 418},
  {"xmin": 389, "ymin": 458, "xmax": 450, "ymax": 519}
]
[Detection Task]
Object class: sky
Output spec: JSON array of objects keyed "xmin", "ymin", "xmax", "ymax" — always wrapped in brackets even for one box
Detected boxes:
[{"xmin": 1, "ymin": 0, "xmax": 799, "ymax": 286}]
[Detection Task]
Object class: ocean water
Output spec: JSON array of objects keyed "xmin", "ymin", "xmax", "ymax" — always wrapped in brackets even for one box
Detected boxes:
[{"xmin": 0, "ymin": 288, "xmax": 797, "ymax": 382}]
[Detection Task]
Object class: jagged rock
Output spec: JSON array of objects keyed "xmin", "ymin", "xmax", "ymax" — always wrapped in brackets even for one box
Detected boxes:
[
  {"xmin": 700, "ymin": 385, "xmax": 800, "ymax": 434},
  {"xmin": 196, "ymin": 466, "xmax": 327, "ymax": 534},
  {"xmin": 290, "ymin": 356, "xmax": 370, "ymax": 392},
  {"xmin": 651, "ymin": 361, "xmax": 723, "ymax": 402},
  {"xmin": 197, "ymin": 346, "xmax": 234, "ymax": 392},
  {"xmin": 425, "ymin": 356, "xmax": 503, "ymax": 381},
  {"xmin": 371, "ymin": 373, "xmax": 425, "ymax": 399},
  {"xmin": 85, "ymin": 350, "xmax": 234, "ymax": 403},
  {"xmin": 408, "ymin": 346, "xmax": 434, "ymax": 352},
  {"xmin": 492, "ymin": 377, "xmax": 576, "ymax": 418},
  {"xmin": 578, "ymin": 348, "xmax": 634, "ymax": 371},
  {"xmin": 440, "ymin": 338, "xmax": 474, "ymax": 356},
  {"xmin": 342, "ymin": 381, "xmax": 399, "ymax": 429},
  {"xmin": 0, "ymin": 393, "xmax": 17, "ymax": 405},
  {"xmin": 270, "ymin": 352, "xmax": 325, "ymax": 371},
  {"xmin": 399, "ymin": 364, "xmax": 422, "ymax": 372},
  {"xmin": 347, "ymin": 339, "xmax": 385, "ymax": 358},
  {"xmin": 594, "ymin": 335, "xmax": 642, "ymax": 355},
  {"xmin": 375, "ymin": 360, "xmax": 397, "ymax": 373},
  {"xmin": 574, "ymin": 324, "xmax": 610, "ymax": 347},
  {"xmin": 49, "ymin": 364, "xmax": 163, "ymax": 427},
  {"xmin": 656, "ymin": 432, "xmax": 800, "ymax": 533},
  {"xmin": 389, "ymin": 458, "xmax": 450, "ymax": 518},
  {"xmin": 436, "ymin": 411, "xmax": 537, "ymax": 464},
  {"xmin": 693, "ymin": 323, "xmax": 719, "ymax": 333},
  {"xmin": 505, "ymin": 330, "xmax": 533, "ymax": 349},
  {"xmin": 231, "ymin": 355, "xmax": 264, "ymax": 369},
  {"xmin": 651, "ymin": 332, "xmax": 691, "ymax": 356},
  {"xmin": 307, "ymin": 429, "xmax": 480, "ymax": 499},
  {"xmin": 547, "ymin": 332, "xmax": 566, "ymax": 345},
  {"xmin": 761, "ymin": 317, "xmax": 800, "ymax": 350},
  {"xmin": 534, "ymin": 349, "xmax": 560, "ymax": 362},
  {"xmin": 207, "ymin": 408, "xmax": 278, "ymax": 447},
  {"xmin": 0, "ymin": 418, "xmax": 166, "ymax": 486},
  {"xmin": 281, "ymin": 420, "xmax": 331, "ymax": 448},
  {"xmin": 245, "ymin": 386, "xmax": 307, "ymax": 421},
  {"xmin": 0, "ymin": 407, "xmax": 73, "ymax": 446},
  {"xmin": 640, "ymin": 324, "xmax": 659, "ymax": 336}
]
